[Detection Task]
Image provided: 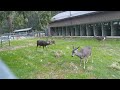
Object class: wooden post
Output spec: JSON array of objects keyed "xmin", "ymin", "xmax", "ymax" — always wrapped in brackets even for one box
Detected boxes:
[
  {"xmin": 101, "ymin": 23, "xmax": 104, "ymax": 36},
  {"xmin": 9, "ymin": 39, "xmax": 10, "ymax": 46},
  {"xmin": 80, "ymin": 25, "xmax": 82, "ymax": 36},
  {"xmin": 65, "ymin": 26, "xmax": 67, "ymax": 36},
  {"xmin": 93, "ymin": 24, "xmax": 95, "ymax": 36},
  {"xmin": 86, "ymin": 24, "xmax": 88, "ymax": 36},
  {"xmin": 1, "ymin": 39, "xmax": 2, "ymax": 47},
  {"xmin": 111, "ymin": 21, "xmax": 113, "ymax": 36}
]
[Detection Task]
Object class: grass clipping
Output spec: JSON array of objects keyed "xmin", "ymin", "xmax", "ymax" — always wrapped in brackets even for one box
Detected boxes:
[{"xmin": 109, "ymin": 62, "xmax": 120, "ymax": 70}]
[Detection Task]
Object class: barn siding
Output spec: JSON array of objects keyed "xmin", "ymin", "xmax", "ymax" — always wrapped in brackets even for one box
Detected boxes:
[{"xmin": 49, "ymin": 11, "xmax": 120, "ymax": 36}]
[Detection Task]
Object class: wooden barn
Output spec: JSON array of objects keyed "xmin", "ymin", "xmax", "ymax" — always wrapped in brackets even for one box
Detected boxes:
[{"xmin": 48, "ymin": 11, "xmax": 120, "ymax": 37}]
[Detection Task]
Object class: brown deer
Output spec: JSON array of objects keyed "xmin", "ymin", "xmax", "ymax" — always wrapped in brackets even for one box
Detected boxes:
[{"xmin": 36, "ymin": 40, "xmax": 51, "ymax": 49}]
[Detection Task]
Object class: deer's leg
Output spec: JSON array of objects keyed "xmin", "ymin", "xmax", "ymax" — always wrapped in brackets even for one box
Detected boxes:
[
  {"xmin": 91, "ymin": 53, "xmax": 93, "ymax": 63},
  {"xmin": 45, "ymin": 46, "xmax": 48, "ymax": 50},
  {"xmin": 84, "ymin": 59, "xmax": 86, "ymax": 69},
  {"xmin": 86, "ymin": 58, "xmax": 88, "ymax": 63},
  {"xmin": 80, "ymin": 59, "xmax": 82, "ymax": 66}
]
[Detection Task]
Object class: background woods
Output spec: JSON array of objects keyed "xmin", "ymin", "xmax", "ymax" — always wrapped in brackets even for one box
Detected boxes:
[{"xmin": 0, "ymin": 11, "xmax": 63, "ymax": 34}]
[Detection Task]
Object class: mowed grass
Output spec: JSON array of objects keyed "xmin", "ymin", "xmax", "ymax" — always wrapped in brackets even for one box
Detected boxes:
[{"xmin": 1, "ymin": 37, "xmax": 120, "ymax": 79}]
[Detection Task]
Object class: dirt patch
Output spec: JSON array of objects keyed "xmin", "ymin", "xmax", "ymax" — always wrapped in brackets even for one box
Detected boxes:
[
  {"xmin": 87, "ymin": 66, "xmax": 94, "ymax": 71},
  {"xmin": 54, "ymin": 50, "xmax": 65, "ymax": 58},
  {"xmin": 108, "ymin": 62, "xmax": 120, "ymax": 70}
]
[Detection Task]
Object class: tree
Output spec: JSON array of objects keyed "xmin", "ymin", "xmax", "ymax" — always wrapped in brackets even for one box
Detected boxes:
[
  {"xmin": 0, "ymin": 11, "xmax": 64, "ymax": 34},
  {"xmin": 0, "ymin": 11, "xmax": 13, "ymax": 33}
]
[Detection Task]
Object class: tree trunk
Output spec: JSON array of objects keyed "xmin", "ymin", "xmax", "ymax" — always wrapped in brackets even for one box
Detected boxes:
[{"xmin": 7, "ymin": 16, "xmax": 13, "ymax": 33}]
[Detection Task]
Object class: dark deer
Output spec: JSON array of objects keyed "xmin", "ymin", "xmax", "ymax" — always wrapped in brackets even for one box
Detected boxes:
[
  {"xmin": 36, "ymin": 40, "xmax": 51, "ymax": 49},
  {"xmin": 94, "ymin": 35, "xmax": 106, "ymax": 46},
  {"xmin": 72, "ymin": 46, "xmax": 92, "ymax": 69},
  {"xmin": 94, "ymin": 35, "xmax": 106, "ymax": 41}
]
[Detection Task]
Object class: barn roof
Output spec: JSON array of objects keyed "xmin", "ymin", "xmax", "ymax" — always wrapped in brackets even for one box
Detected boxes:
[
  {"xmin": 51, "ymin": 11, "xmax": 100, "ymax": 22},
  {"xmin": 13, "ymin": 27, "xmax": 32, "ymax": 32}
]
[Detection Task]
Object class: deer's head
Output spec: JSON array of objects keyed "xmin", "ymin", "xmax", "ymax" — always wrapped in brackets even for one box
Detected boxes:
[{"xmin": 71, "ymin": 46, "xmax": 79, "ymax": 57}]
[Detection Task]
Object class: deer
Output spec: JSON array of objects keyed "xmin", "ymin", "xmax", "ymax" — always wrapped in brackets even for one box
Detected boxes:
[
  {"xmin": 36, "ymin": 40, "xmax": 51, "ymax": 49},
  {"xmin": 71, "ymin": 46, "xmax": 92, "ymax": 69},
  {"xmin": 94, "ymin": 35, "xmax": 106, "ymax": 41},
  {"xmin": 94, "ymin": 35, "xmax": 106, "ymax": 46}
]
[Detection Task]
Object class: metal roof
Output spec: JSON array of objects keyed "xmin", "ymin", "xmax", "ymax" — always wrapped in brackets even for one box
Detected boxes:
[
  {"xmin": 51, "ymin": 11, "xmax": 97, "ymax": 21},
  {"xmin": 13, "ymin": 27, "xmax": 32, "ymax": 32}
]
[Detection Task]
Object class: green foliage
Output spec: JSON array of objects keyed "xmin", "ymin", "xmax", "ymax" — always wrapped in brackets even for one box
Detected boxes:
[{"xmin": 0, "ymin": 11, "xmax": 63, "ymax": 33}]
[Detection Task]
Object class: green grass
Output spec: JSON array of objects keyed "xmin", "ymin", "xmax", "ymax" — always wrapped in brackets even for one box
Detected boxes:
[{"xmin": 1, "ymin": 37, "xmax": 120, "ymax": 79}]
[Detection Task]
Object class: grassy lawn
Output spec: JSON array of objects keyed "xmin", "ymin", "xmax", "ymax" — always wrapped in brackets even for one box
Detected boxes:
[{"xmin": 0, "ymin": 37, "xmax": 120, "ymax": 79}]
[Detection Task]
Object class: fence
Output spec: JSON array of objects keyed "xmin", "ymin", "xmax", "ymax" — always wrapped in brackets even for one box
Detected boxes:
[{"xmin": 0, "ymin": 35, "xmax": 10, "ymax": 47}]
